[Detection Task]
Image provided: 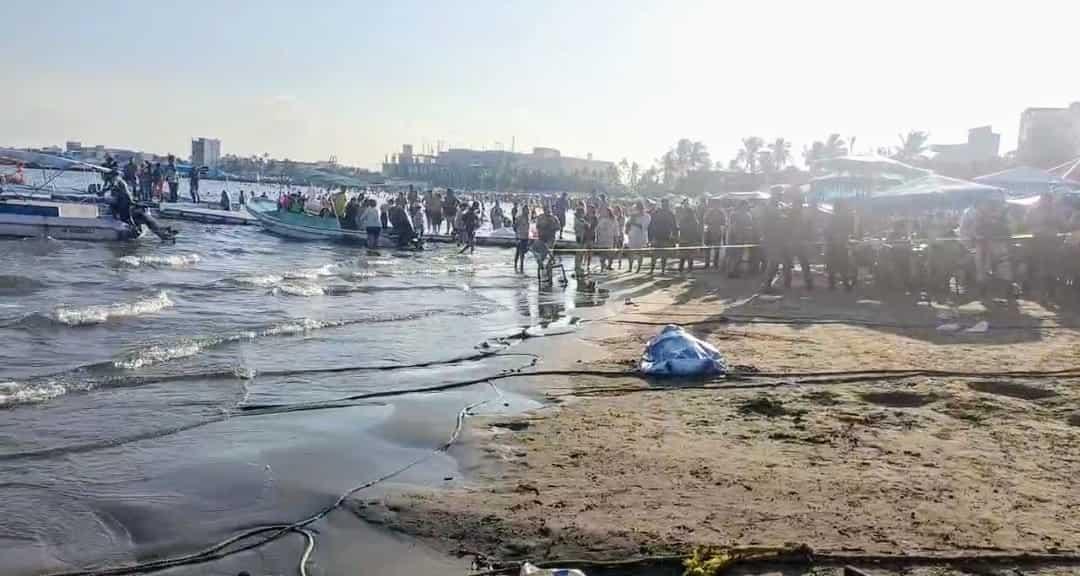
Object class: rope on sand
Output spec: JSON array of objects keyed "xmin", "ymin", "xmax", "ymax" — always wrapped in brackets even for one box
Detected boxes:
[{"xmin": 44, "ymin": 389, "xmax": 496, "ymax": 576}]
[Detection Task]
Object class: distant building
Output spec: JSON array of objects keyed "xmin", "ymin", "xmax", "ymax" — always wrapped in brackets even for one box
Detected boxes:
[
  {"xmin": 65, "ymin": 141, "xmax": 82, "ymax": 153},
  {"xmin": 191, "ymin": 137, "xmax": 221, "ymax": 168},
  {"xmin": 930, "ymin": 126, "xmax": 1001, "ymax": 177},
  {"xmin": 382, "ymin": 144, "xmax": 614, "ymax": 183},
  {"xmin": 1018, "ymin": 103, "xmax": 1080, "ymax": 167}
]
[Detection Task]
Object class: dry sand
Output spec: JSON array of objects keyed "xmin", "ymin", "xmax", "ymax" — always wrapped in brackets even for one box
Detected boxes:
[{"xmin": 348, "ymin": 273, "xmax": 1080, "ymax": 574}]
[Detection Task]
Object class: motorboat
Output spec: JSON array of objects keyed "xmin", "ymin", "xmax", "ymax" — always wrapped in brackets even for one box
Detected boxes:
[
  {"xmin": 246, "ymin": 198, "xmax": 418, "ymax": 248},
  {"xmin": 0, "ymin": 198, "xmax": 145, "ymax": 241}
]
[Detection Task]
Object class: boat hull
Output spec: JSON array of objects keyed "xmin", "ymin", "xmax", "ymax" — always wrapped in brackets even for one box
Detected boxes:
[
  {"xmin": 246, "ymin": 200, "xmax": 409, "ymax": 248},
  {"xmin": 0, "ymin": 214, "xmax": 144, "ymax": 241}
]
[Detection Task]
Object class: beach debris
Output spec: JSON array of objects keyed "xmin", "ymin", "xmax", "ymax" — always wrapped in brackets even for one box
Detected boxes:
[
  {"xmin": 683, "ymin": 548, "xmax": 735, "ymax": 576},
  {"xmin": 520, "ymin": 562, "xmax": 587, "ymax": 576},
  {"xmin": 640, "ymin": 325, "xmax": 727, "ymax": 377},
  {"xmin": 965, "ymin": 320, "xmax": 990, "ymax": 333},
  {"xmin": 739, "ymin": 395, "xmax": 806, "ymax": 418}
]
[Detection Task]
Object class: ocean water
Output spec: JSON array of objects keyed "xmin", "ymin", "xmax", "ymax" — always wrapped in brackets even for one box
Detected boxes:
[{"xmin": 0, "ymin": 171, "xmax": 598, "ymax": 574}]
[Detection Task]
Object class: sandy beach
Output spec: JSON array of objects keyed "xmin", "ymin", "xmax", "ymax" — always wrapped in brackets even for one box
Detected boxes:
[{"xmin": 350, "ymin": 271, "xmax": 1080, "ymax": 574}]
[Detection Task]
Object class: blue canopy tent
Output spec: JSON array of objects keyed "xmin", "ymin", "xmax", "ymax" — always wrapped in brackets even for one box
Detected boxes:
[
  {"xmin": 863, "ymin": 174, "xmax": 1003, "ymax": 212},
  {"xmin": 810, "ymin": 154, "xmax": 928, "ymax": 200},
  {"xmin": 973, "ymin": 166, "xmax": 1078, "ymax": 197}
]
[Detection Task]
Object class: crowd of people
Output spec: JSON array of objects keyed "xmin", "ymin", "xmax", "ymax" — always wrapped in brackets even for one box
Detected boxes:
[
  {"xmin": 267, "ymin": 182, "xmax": 1080, "ymax": 300},
  {"xmin": 111, "ymin": 154, "xmax": 180, "ymax": 203}
]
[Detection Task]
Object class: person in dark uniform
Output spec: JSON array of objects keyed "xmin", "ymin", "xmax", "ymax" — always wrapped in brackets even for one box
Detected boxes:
[
  {"xmin": 760, "ymin": 188, "xmax": 789, "ymax": 292},
  {"xmin": 648, "ymin": 199, "xmax": 678, "ymax": 275},
  {"xmin": 826, "ymin": 198, "xmax": 855, "ymax": 290},
  {"xmin": 785, "ymin": 189, "xmax": 814, "ymax": 290}
]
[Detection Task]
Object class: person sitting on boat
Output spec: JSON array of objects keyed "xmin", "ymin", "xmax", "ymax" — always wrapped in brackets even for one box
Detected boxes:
[
  {"xmin": 220, "ymin": 189, "xmax": 232, "ymax": 211},
  {"xmin": 342, "ymin": 195, "xmax": 361, "ymax": 230},
  {"xmin": 9, "ymin": 162, "xmax": 26, "ymax": 185}
]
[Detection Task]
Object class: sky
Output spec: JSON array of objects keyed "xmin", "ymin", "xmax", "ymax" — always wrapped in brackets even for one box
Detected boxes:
[{"xmin": 4, "ymin": 0, "xmax": 1078, "ymax": 170}]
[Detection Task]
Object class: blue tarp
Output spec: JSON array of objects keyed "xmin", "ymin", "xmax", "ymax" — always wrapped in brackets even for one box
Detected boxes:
[{"xmin": 640, "ymin": 325, "xmax": 727, "ymax": 377}]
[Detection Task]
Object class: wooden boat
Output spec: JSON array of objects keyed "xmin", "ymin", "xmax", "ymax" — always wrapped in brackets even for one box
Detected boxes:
[
  {"xmin": 0, "ymin": 198, "xmax": 145, "ymax": 241},
  {"xmin": 246, "ymin": 198, "xmax": 416, "ymax": 248},
  {"xmin": 156, "ymin": 202, "xmax": 256, "ymax": 225}
]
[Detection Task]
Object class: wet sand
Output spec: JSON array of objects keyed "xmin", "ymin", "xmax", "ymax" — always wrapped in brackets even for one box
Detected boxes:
[{"xmin": 351, "ymin": 271, "xmax": 1080, "ymax": 573}]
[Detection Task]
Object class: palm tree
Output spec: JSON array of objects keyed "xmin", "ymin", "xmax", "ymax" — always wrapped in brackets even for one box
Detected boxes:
[
  {"xmin": 768, "ymin": 138, "xmax": 792, "ymax": 171},
  {"xmin": 803, "ymin": 141, "xmax": 825, "ymax": 168},
  {"xmin": 758, "ymin": 150, "xmax": 775, "ymax": 175},
  {"xmin": 689, "ymin": 141, "xmax": 711, "ymax": 172},
  {"xmin": 629, "ymin": 161, "xmax": 640, "ymax": 191},
  {"xmin": 823, "ymin": 134, "xmax": 847, "ymax": 158},
  {"xmin": 895, "ymin": 130, "xmax": 930, "ymax": 162},
  {"xmin": 659, "ymin": 151, "xmax": 678, "ymax": 187},
  {"xmin": 736, "ymin": 137, "xmax": 764, "ymax": 173}
]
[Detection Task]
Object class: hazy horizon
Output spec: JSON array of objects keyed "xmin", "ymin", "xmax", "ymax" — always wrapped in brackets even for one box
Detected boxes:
[{"xmin": 5, "ymin": 0, "xmax": 1077, "ymax": 170}]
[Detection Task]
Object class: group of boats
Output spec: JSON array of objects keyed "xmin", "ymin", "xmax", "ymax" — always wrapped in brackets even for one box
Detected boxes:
[{"xmin": 0, "ymin": 148, "xmax": 573, "ymax": 249}]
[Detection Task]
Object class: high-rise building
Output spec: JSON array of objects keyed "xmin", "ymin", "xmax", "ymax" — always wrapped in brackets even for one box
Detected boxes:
[
  {"xmin": 191, "ymin": 137, "xmax": 221, "ymax": 168},
  {"xmin": 1018, "ymin": 103, "xmax": 1080, "ymax": 166}
]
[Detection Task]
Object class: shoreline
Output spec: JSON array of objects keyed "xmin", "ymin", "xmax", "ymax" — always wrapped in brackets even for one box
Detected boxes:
[{"xmin": 349, "ymin": 271, "xmax": 1080, "ymax": 573}]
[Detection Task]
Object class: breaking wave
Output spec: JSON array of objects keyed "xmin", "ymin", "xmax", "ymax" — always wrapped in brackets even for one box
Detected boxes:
[
  {"xmin": 283, "ymin": 264, "xmax": 339, "ymax": 280},
  {"xmin": 227, "ymin": 274, "xmax": 284, "ymax": 288},
  {"xmin": 49, "ymin": 291, "xmax": 174, "ymax": 326},
  {"xmin": 118, "ymin": 253, "xmax": 201, "ymax": 268},
  {"xmin": 274, "ymin": 281, "xmax": 325, "ymax": 297},
  {"xmin": 110, "ymin": 311, "xmax": 463, "ymax": 370},
  {"xmin": 0, "ymin": 380, "xmax": 72, "ymax": 407}
]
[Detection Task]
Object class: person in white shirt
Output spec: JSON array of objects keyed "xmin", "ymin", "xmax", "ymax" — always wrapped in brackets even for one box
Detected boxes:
[
  {"xmin": 595, "ymin": 207, "xmax": 619, "ymax": 270},
  {"xmin": 625, "ymin": 202, "xmax": 650, "ymax": 272}
]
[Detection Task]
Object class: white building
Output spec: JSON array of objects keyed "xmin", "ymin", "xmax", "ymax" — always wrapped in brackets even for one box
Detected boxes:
[{"xmin": 191, "ymin": 137, "xmax": 221, "ymax": 168}]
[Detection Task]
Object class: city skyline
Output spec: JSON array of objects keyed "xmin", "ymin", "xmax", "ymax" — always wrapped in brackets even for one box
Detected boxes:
[{"xmin": 4, "ymin": 0, "xmax": 1077, "ymax": 170}]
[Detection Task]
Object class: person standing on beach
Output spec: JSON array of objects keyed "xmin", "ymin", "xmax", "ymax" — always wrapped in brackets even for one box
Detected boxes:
[
  {"xmin": 534, "ymin": 205, "xmax": 561, "ymax": 281},
  {"xmin": 725, "ymin": 201, "xmax": 754, "ymax": 277},
  {"xmin": 555, "ymin": 192, "xmax": 570, "ymax": 239},
  {"xmin": 760, "ymin": 188, "xmax": 791, "ymax": 293},
  {"xmin": 826, "ymin": 198, "xmax": 854, "ymax": 290},
  {"xmin": 704, "ymin": 199, "xmax": 727, "ymax": 269},
  {"xmin": 151, "ymin": 162, "xmax": 164, "ymax": 201},
  {"xmin": 443, "ymin": 189, "xmax": 459, "ymax": 235},
  {"xmin": 785, "ymin": 189, "xmax": 814, "ymax": 290},
  {"xmin": 625, "ymin": 202, "xmax": 649, "ymax": 272},
  {"xmin": 677, "ymin": 199, "xmax": 701, "ymax": 272},
  {"xmin": 595, "ymin": 206, "xmax": 618, "ymax": 271},
  {"xmin": 409, "ymin": 197, "xmax": 425, "ymax": 238},
  {"xmin": 189, "ymin": 165, "xmax": 201, "ymax": 203},
  {"xmin": 360, "ymin": 198, "xmax": 383, "ymax": 248},
  {"xmin": 459, "ymin": 201, "xmax": 480, "ymax": 254},
  {"xmin": 164, "ymin": 155, "xmax": 179, "ymax": 203},
  {"xmin": 513, "ymin": 202, "xmax": 531, "ymax": 273},
  {"xmin": 648, "ymin": 199, "xmax": 677, "ymax": 274}
]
